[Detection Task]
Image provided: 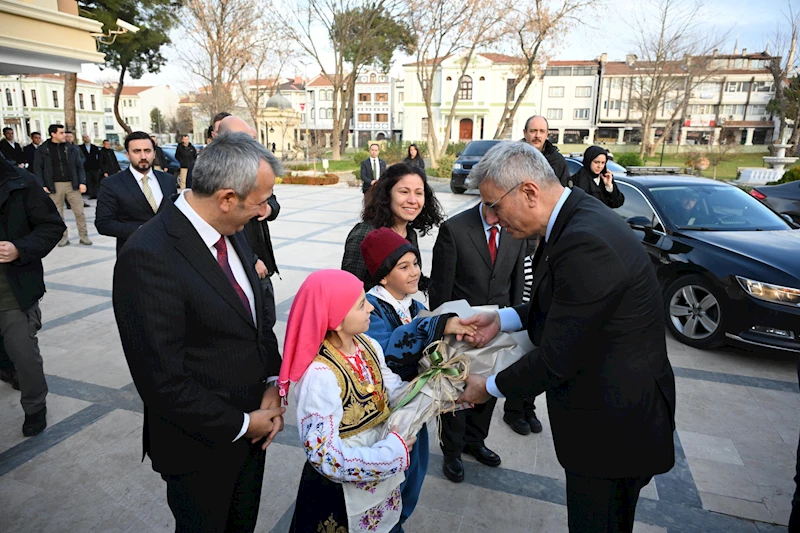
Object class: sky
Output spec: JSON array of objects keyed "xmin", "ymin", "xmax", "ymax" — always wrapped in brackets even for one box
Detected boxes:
[{"xmin": 79, "ymin": 0, "xmax": 796, "ymax": 95}]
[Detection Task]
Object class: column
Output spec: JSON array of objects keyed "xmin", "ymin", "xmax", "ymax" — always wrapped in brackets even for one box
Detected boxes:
[
  {"xmin": 587, "ymin": 127, "xmax": 596, "ymax": 145},
  {"xmin": 557, "ymin": 128, "xmax": 565, "ymax": 145},
  {"xmin": 473, "ymin": 114, "xmax": 478, "ymax": 140},
  {"xmin": 711, "ymin": 127, "xmax": 722, "ymax": 146},
  {"xmin": 616, "ymin": 128, "xmax": 625, "ymax": 144},
  {"xmin": 745, "ymin": 128, "xmax": 755, "ymax": 146}
]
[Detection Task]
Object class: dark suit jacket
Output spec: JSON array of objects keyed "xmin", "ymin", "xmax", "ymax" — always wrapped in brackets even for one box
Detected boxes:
[
  {"xmin": 79, "ymin": 143, "xmax": 101, "ymax": 171},
  {"xmin": 113, "ymin": 201, "xmax": 280, "ymax": 475},
  {"xmin": 360, "ymin": 157, "xmax": 386, "ymax": 192},
  {"xmin": 495, "ymin": 187, "xmax": 676, "ymax": 479},
  {"xmin": 572, "ymin": 168, "xmax": 625, "ymax": 208},
  {"xmin": 95, "ymin": 169, "xmax": 178, "ymax": 255},
  {"xmin": 1, "ymin": 140, "xmax": 25, "ymax": 165},
  {"xmin": 429, "ymin": 203, "xmax": 525, "ymax": 309},
  {"xmin": 23, "ymin": 144, "xmax": 39, "ymax": 168}
]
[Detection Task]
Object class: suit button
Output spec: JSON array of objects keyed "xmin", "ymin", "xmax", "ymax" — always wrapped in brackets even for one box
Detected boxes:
[{"xmin": 491, "ymin": 276, "xmax": 496, "ymax": 281}]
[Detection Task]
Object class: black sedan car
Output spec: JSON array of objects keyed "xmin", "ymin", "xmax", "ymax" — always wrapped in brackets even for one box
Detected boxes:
[
  {"xmin": 450, "ymin": 139, "xmax": 502, "ymax": 193},
  {"xmin": 750, "ymin": 180, "xmax": 800, "ymax": 224},
  {"xmin": 613, "ymin": 175, "xmax": 800, "ymax": 353}
]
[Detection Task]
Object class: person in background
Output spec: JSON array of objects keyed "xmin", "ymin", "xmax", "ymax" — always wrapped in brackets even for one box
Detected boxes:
[
  {"xmin": 1, "ymin": 128, "xmax": 25, "ymax": 167},
  {"xmin": 360, "ymin": 143, "xmax": 386, "ymax": 193},
  {"xmin": 175, "ymin": 134, "xmax": 197, "ymax": 190},
  {"xmin": 403, "ymin": 144, "xmax": 425, "ymax": 173},
  {"xmin": 150, "ymin": 135, "xmax": 166, "ymax": 172},
  {"xmin": 99, "ymin": 139, "xmax": 121, "ymax": 179},
  {"xmin": 521, "ymin": 116, "xmax": 570, "ymax": 187},
  {"xmin": 572, "ymin": 146, "xmax": 624, "ymax": 208},
  {"xmin": 80, "ymin": 134, "xmax": 102, "ymax": 199},
  {"xmin": 23, "ymin": 132, "xmax": 42, "ymax": 170}
]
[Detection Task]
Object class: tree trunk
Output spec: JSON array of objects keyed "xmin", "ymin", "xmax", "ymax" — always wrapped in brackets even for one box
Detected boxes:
[
  {"xmin": 494, "ymin": 74, "xmax": 535, "ymax": 140},
  {"xmin": 64, "ymin": 73, "xmax": 77, "ymax": 136},
  {"xmin": 114, "ymin": 67, "xmax": 133, "ymax": 135}
]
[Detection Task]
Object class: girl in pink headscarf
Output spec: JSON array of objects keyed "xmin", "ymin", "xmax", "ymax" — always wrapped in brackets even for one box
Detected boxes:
[{"xmin": 280, "ymin": 269, "xmax": 414, "ymax": 533}]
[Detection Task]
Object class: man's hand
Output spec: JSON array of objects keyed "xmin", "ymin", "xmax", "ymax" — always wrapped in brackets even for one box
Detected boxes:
[
  {"xmin": 444, "ymin": 317, "xmax": 477, "ymax": 341},
  {"xmin": 245, "ymin": 405, "xmax": 286, "ymax": 448},
  {"xmin": 255, "ymin": 259, "xmax": 268, "ymax": 279},
  {"xmin": 460, "ymin": 311, "xmax": 501, "ymax": 348},
  {"xmin": 254, "ymin": 386, "xmax": 284, "ymax": 449},
  {"xmin": 257, "ymin": 204, "xmax": 273, "ymax": 222},
  {"xmin": 456, "ymin": 374, "xmax": 491, "ymax": 405},
  {"xmin": 0, "ymin": 242, "xmax": 19, "ymax": 263},
  {"xmin": 79, "ymin": 184, "xmax": 87, "ymax": 194},
  {"xmin": 103, "ymin": 173, "xmax": 108, "ymax": 178},
  {"xmin": 43, "ymin": 187, "xmax": 51, "ymax": 194}
]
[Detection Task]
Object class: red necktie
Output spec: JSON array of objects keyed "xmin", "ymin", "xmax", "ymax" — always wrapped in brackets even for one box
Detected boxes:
[
  {"xmin": 488, "ymin": 226, "xmax": 498, "ymax": 265},
  {"xmin": 213, "ymin": 237, "xmax": 251, "ymax": 315}
]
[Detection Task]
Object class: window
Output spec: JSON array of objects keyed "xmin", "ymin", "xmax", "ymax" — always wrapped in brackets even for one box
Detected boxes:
[
  {"xmin": 748, "ymin": 104, "xmax": 767, "ymax": 116},
  {"xmin": 506, "ymin": 78, "xmax": 516, "ymax": 102},
  {"xmin": 327, "ymin": 107, "xmax": 333, "ymax": 118},
  {"xmin": 81, "ymin": 121, "xmax": 87, "ymax": 135},
  {"xmin": 375, "ymin": 93, "xmax": 388, "ymax": 102},
  {"xmin": 609, "ymin": 100, "xmax": 620, "ymax": 110},
  {"xmin": 320, "ymin": 108, "xmax": 327, "ymax": 119},
  {"xmin": 726, "ymin": 81, "xmax": 750, "ymax": 93},
  {"xmin": 688, "ymin": 104, "xmax": 716, "ymax": 115},
  {"xmin": 5, "ymin": 88, "xmax": 12, "ymax": 106},
  {"xmin": 31, "ymin": 90, "xmax": 37, "ymax": 107},
  {"xmin": 358, "ymin": 93, "xmax": 371, "ymax": 102},
  {"xmin": 575, "ymin": 86, "xmax": 592, "ymax": 97},
  {"xmin": 79, "ymin": 93, "xmax": 84, "ymax": 110},
  {"xmin": 311, "ymin": 108, "xmax": 315, "ymax": 119},
  {"xmin": 573, "ymin": 66, "xmax": 596, "ymax": 76},
  {"xmin": 398, "ymin": 92, "xmax": 404, "ymax": 102},
  {"xmin": 22, "ymin": 90, "xmax": 26, "ymax": 107},
  {"xmin": 549, "ymin": 86, "xmax": 565, "ymax": 97},
  {"xmin": 753, "ymin": 81, "xmax": 774, "ymax": 93},
  {"xmin": 90, "ymin": 95, "xmax": 96, "ymax": 110},
  {"xmin": 104, "ymin": 116, "xmax": 113, "ymax": 125},
  {"xmin": 722, "ymin": 104, "xmax": 745, "ymax": 115},
  {"xmin": 544, "ymin": 66, "xmax": 571, "ymax": 76},
  {"xmin": 574, "ymin": 108, "xmax": 590, "ymax": 119},
  {"xmin": 327, "ymin": 90, "xmax": 334, "ymax": 100},
  {"xmin": 358, "ymin": 113, "xmax": 371, "ymax": 122},
  {"xmin": 546, "ymin": 108, "xmax": 563, "ymax": 120},
  {"xmin": 93, "ymin": 122, "xmax": 99, "ymax": 138},
  {"xmin": 458, "ymin": 75, "xmax": 473, "ymax": 100},
  {"xmin": 614, "ymin": 183, "xmax": 663, "ymax": 233},
  {"xmin": 370, "ymin": 73, "xmax": 376, "ymax": 83},
  {"xmin": 52, "ymin": 91, "xmax": 59, "ymax": 108},
  {"xmin": 421, "ymin": 117, "xmax": 429, "ymax": 137},
  {"xmin": 611, "ymin": 78, "xmax": 623, "ymax": 90},
  {"xmin": 376, "ymin": 113, "xmax": 388, "ymax": 122}
]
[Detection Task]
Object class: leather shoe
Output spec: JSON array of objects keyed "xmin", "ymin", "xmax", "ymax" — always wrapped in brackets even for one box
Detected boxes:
[
  {"xmin": 527, "ymin": 412, "xmax": 543, "ymax": 434},
  {"xmin": 442, "ymin": 455, "xmax": 464, "ymax": 483},
  {"xmin": 23, "ymin": 406, "xmax": 47, "ymax": 437},
  {"xmin": 0, "ymin": 368, "xmax": 20, "ymax": 390},
  {"xmin": 503, "ymin": 413, "xmax": 531, "ymax": 435},
  {"xmin": 464, "ymin": 445, "xmax": 501, "ymax": 467}
]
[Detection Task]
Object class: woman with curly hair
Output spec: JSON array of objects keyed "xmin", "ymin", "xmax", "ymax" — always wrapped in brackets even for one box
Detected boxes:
[
  {"xmin": 342, "ymin": 163, "xmax": 444, "ymax": 290},
  {"xmin": 403, "ymin": 144, "xmax": 425, "ymax": 173}
]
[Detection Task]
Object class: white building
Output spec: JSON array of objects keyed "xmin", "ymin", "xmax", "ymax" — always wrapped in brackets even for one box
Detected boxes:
[
  {"xmin": 0, "ymin": 73, "xmax": 104, "ymax": 142},
  {"xmin": 537, "ymin": 60, "xmax": 601, "ymax": 145},
  {"xmin": 102, "ymin": 84, "xmax": 180, "ymax": 143}
]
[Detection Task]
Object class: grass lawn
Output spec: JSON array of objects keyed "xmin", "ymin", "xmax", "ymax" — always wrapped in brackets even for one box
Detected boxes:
[
  {"xmin": 642, "ymin": 152, "xmax": 770, "ymax": 181},
  {"xmin": 286, "ymin": 159, "xmax": 358, "ymax": 172}
]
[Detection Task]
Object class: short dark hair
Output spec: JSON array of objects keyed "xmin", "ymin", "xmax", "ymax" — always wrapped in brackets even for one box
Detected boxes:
[
  {"xmin": 182, "ymin": 134, "xmax": 190, "ymax": 139},
  {"xmin": 102, "ymin": 139, "xmax": 111, "ymax": 145},
  {"xmin": 207, "ymin": 125, "xmax": 214, "ymax": 139},
  {"xmin": 2, "ymin": 127, "xmax": 12, "ymax": 134},
  {"xmin": 65, "ymin": 130, "xmax": 74, "ymax": 135},
  {"xmin": 48, "ymin": 124, "xmax": 64, "ymax": 136},
  {"xmin": 30, "ymin": 131, "xmax": 41, "ymax": 138},
  {"xmin": 362, "ymin": 163, "xmax": 444, "ymax": 236},
  {"xmin": 212, "ymin": 112, "xmax": 231, "ymax": 128},
  {"xmin": 370, "ymin": 143, "xmax": 380, "ymax": 150},
  {"xmin": 124, "ymin": 131, "xmax": 155, "ymax": 151},
  {"xmin": 523, "ymin": 115, "xmax": 549, "ymax": 131}
]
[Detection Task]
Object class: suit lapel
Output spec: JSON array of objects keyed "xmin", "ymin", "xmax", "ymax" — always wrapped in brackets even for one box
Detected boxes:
[
  {"xmin": 466, "ymin": 205, "xmax": 493, "ymax": 269},
  {"xmin": 494, "ymin": 229, "xmax": 515, "ymax": 272},
  {"xmin": 165, "ymin": 204, "xmax": 256, "ymax": 328},
  {"xmin": 122, "ymin": 169, "xmax": 157, "ymax": 215},
  {"xmin": 229, "ymin": 232, "xmax": 259, "ymax": 330}
]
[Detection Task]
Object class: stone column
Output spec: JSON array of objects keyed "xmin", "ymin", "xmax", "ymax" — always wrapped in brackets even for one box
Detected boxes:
[
  {"xmin": 745, "ymin": 128, "xmax": 755, "ymax": 146},
  {"xmin": 587, "ymin": 128, "xmax": 596, "ymax": 145},
  {"xmin": 557, "ymin": 129, "xmax": 565, "ymax": 145},
  {"xmin": 616, "ymin": 128, "xmax": 625, "ymax": 144},
  {"xmin": 473, "ymin": 114, "xmax": 478, "ymax": 140}
]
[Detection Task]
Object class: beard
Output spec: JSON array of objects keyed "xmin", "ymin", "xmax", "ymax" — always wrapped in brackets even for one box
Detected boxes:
[{"xmin": 133, "ymin": 159, "xmax": 152, "ymax": 173}]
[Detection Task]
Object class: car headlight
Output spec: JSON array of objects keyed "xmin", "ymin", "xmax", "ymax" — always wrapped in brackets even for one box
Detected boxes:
[
  {"xmin": 736, "ymin": 276, "xmax": 800, "ymax": 306},
  {"xmin": 453, "ymin": 163, "xmax": 462, "ymax": 170}
]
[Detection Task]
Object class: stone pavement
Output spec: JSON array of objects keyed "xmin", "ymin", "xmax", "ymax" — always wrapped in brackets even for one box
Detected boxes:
[{"xmin": 0, "ymin": 183, "xmax": 797, "ymax": 533}]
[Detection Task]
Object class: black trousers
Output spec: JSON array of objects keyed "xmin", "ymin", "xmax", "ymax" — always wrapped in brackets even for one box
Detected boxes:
[
  {"xmin": 86, "ymin": 170, "xmax": 101, "ymax": 198},
  {"xmin": 161, "ymin": 443, "xmax": 266, "ymax": 533},
  {"xmin": 790, "ymin": 428, "xmax": 800, "ymax": 533},
  {"xmin": 503, "ymin": 394, "xmax": 538, "ymax": 417},
  {"xmin": 565, "ymin": 471, "xmax": 651, "ymax": 533},
  {"xmin": 438, "ymin": 397, "xmax": 497, "ymax": 457}
]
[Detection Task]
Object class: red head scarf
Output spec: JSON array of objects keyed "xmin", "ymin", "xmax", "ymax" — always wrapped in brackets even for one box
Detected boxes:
[{"xmin": 278, "ymin": 269, "xmax": 364, "ymax": 399}]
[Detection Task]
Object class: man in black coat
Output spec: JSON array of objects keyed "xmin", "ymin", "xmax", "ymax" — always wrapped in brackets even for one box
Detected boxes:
[
  {"xmin": 175, "ymin": 134, "xmax": 197, "ymax": 189},
  {"xmin": 359, "ymin": 143, "xmax": 386, "ymax": 193},
  {"xmin": 429, "ymin": 201, "xmax": 526, "ymax": 483},
  {"xmin": 521, "ymin": 116, "xmax": 571, "ymax": 187},
  {"xmin": 1, "ymin": 128, "xmax": 25, "ymax": 167},
  {"xmin": 23, "ymin": 132, "xmax": 42, "ymax": 170},
  {"xmin": 99, "ymin": 140, "xmax": 121, "ymax": 178},
  {"xmin": 0, "ymin": 155, "xmax": 67, "ymax": 436},
  {"xmin": 113, "ymin": 132, "xmax": 285, "ymax": 533},
  {"xmin": 79, "ymin": 134, "xmax": 102, "ymax": 199},
  {"xmin": 458, "ymin": 141, "xmax": 676, "ymax": 533},
  {"xmin": 95, "ymin": 131, "xmax": 178, "ymax": 255}
]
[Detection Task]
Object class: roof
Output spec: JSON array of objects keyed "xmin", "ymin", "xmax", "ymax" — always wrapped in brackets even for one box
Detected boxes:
[
  {"xmin": 24, "ymin": 73, "xmax": 99, "ymax": 86},
  {"xmin": 102, "ymin": 85, "xmax": 153, "ymax": 96},
  {"xmin": 307, "ymin": 74, "xmax": 349, "ymax": 87},
  {"xmin": 403, "ymin": 53, "xmax": 524, "ymax": 67}
]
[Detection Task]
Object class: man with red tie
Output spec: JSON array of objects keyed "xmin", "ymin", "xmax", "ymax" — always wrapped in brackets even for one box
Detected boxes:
[
  {"xmin": 428, "ymin": 202, "xmax": 526, "ymax": 483},
  {"xmin": 113, "ymin": 132, "xmax": 285, "ymax": 533}
]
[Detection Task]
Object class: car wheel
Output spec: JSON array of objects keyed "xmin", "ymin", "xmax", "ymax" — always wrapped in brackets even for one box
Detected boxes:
[
  {"xmin": 450, "ymin": 181, "xmax": 466, "ymax": 194},
  {"xmin": 663, "ymin": 274, "xmax": 726, "ymax": 349}
]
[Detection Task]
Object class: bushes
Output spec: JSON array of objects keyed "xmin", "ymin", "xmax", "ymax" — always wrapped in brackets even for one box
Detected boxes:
[
  {"xmin": 778, "ymin": 166, "xmax": 800, "ymax": 184},
  {"xmin": 280, "ymin": 174, "xmax": 339, "ymax": 185},
  {"xmin": 352, "ymin": 150, "xmax": 370, "ymax": 166},
  {"xmin": 446, "ymin": 142, "xmax": 467, "ymax": 156},
  {"xmin": 436, "ymin": 154, "xmax": 456, "ymax": 179},
  {"xmin": 353, "ymin": 168, "xmax": 361, "ymax": 182},
  {"xmin": 615, "ymin": 152, "xmax": 643, "ymax": 168}
]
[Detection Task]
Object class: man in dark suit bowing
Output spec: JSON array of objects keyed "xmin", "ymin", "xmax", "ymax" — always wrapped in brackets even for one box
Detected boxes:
[
  {"xmin": 95, "ymin": 131, "xmax": 178, "ymax": 256},
  {"xmin": 457, "ymin": 141, "xmax": 676, "ymax": 533},
  {"xmin": 359, "ymin": 143, "xmax": 386, "ymax": 193},
  {"xmin": 113, "ymin": 132, "xmax": 286, "ymax": 533},
  {"xmin": 428, "ymin": 201, "xmax": 525, "ymax": 483}
]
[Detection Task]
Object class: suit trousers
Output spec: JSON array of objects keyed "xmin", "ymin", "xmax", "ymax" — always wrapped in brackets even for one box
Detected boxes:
[
  {"xmin": 790, "ymin": 428, "xmax": 800, "ymax": 533},
  {"xmin": 0, "ymin": 304, "xmax": 47, "ymax": 415},
  {"xmin": 565, "ymin": 471, "xmax": 651, "ymax": 533},
  {"xmin": 51, "ymin": 182, "xmax": 88, "ymax": 239},
  {"xmin": 503, "ymin": 394, "xmax": 538, "ymax": 417},
  {"xmin": 179, "ymin": 168, "xmax": 188, "ymax": 190},
  {"xmin": 86, "ymin": 170, "xmax": 101, "ymax": 198},
  {"xmin": 161, "ymin": 443, "xmax": 266, "ymax": 533},
  {"xmin": 438, "ymin": 397, "xmax": 497, "ymax": 457}
]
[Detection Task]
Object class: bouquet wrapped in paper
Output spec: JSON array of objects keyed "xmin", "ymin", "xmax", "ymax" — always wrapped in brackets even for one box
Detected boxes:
[{"xmin": 381, "ymin": 300, "xmax": 534, "ymax": 443}]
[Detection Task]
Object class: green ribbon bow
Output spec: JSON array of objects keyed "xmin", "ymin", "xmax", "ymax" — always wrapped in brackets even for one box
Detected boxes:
[{"xmin": 391, "ymin": 349, "xmax": 461, "ymax": 412}]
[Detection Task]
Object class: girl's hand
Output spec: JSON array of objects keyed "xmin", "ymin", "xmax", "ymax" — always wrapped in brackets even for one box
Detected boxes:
[
  {"xmin": 601, "ymin": 171, "xmax": 614, "ymax": 187},
  {"xmin": 444, "ymin": 316, "xmax": 477, "ymax": 340}
]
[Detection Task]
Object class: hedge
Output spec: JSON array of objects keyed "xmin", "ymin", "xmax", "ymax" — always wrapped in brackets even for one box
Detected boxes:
[{"xmin": 280, "ymin": 174, "xmax": 339, "ymax": 185}]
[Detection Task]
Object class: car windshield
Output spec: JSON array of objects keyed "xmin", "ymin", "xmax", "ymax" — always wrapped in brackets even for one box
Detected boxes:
[
  {"xmin": 461, "ymin": 141, "xmax": 501, "ymax": 157},
  {"xmin": 649, "ymin": 184, "xmax": 792, "ymax": 231},
  {"xmin": 606, "ymin": 160, "xmax": 626, "ymax": 173}
]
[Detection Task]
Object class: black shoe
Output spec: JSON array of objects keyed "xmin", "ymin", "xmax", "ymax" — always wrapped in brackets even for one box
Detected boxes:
[
  {"xmin": 503, "ymin": 413, "xmax": 531, "ymax": 435},
  {"xmin": 527, "ymin": 412, "xmax": 543, "ymax": 434},
  {"xmin": 464, "ymin": 445, "xmax": 501, "ymax": 467},
  {"xmin": 23, "ymin": 406, "xmax": 47, "ymax": 437},
  {"xmin": 83, "ymin": 202, "xmax": 90, "ymax": 207},
  {"xmin": 442, "ymin": 455, "xmax": 464, "ymax": 483},
  {"xmin": 0, "ymin": 368, "xmax": 20, "ymax": 390}
]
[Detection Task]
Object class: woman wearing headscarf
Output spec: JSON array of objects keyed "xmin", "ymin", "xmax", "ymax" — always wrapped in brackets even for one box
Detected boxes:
[{"xmin": 572, "ymin": 145, "xmax": 625, "ymax": 208}]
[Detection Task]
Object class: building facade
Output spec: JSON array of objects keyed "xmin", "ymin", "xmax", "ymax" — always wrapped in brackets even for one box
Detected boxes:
[
  {"xmin": 103, "ymin": 84, "xmax": 180, "ymax": 143},
  {"xmin": 537, "ymin": 60, "xmax": 602, "ymax": 145}
]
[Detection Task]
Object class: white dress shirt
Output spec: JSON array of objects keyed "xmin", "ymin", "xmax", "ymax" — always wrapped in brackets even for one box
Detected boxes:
[
  {"xmin": 129, "ymin": 166, "xmax": 164, "ymax": 209},
  {"xmin": 371, "ymin": 157, "xmax": 380, "ymax": 178},
  {"xmin": 174, "ymin": 190, "xmax": 258, "ymax": 441}
]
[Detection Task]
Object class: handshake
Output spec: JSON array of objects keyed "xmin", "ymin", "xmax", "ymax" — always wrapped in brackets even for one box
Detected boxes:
[
  {"xmin": 244, "ymin": 386, "xmax": 286, "ymax": 450},
  {"xmin": 454, "ymin": 311, "xmax": 502, "ymax": 406}
]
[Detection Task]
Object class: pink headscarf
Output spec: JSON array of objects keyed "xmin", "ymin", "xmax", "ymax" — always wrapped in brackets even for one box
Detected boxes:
[{"xmin": 278, "ymin": 269, "xmax": 364, "ymax": 400}]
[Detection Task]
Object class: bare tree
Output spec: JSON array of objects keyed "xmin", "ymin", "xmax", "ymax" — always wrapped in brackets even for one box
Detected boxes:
[
  {"xmin": 493, "ymin": 0, "xmax": 595, "ymax": 140},
  {"xmin": 766, "ymin": 1, "xmax": 799, "ymax": 148},
  {"xmin": 628, "ymin": 0, "xmax": 729, "ymax": 158},
  {"xmin": 64, "ymin": 73, "xmax": 78, "ymax": 137},
  {"xmin": 705, "ymin": 142, "xmax": 739, "ymax": 180}
]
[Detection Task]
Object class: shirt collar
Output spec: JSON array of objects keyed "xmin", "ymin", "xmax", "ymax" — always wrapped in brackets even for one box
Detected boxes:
[
  {"xmin": 477, "ymin": 203, "xmax": 499, "ymax": 234},
  {"xmin": 545, "ymin": 187, "xmax": 572, "ymax": 243},
  {"xmin": 173, "ymin": 190, "xmax": 221, "ymax": 250},
  {"xmin": 129, "ymin": 165, "xmax": 152, "ymax": 183}
]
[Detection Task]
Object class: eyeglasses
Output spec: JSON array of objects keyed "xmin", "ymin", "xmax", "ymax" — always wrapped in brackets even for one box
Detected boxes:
[{"xmin": 485, "ymin": 182, "xmax": 521, "ymax": 216}]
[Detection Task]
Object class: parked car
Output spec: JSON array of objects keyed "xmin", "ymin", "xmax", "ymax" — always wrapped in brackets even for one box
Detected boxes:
[
  {"xmin": 449, "ymin": 139, "xmax": 503, "ymax": 194},
  {"xmin": 750, "ymin": 180, "xmax": 800, "ymax": 224},
  {"xmin": 113, "ymin": 149, "xmax": 180, "ymax": 176},
  {"xmin": 612, "ymin": 175, "xmax": 800, "ymax": 353},
  {"xmin": 114, "ymin": 150, "xmax": 129, "ymax": 172},
  {"xmin": 565, "ymin": 156, "xmax": 628, "ymax": 179}
]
